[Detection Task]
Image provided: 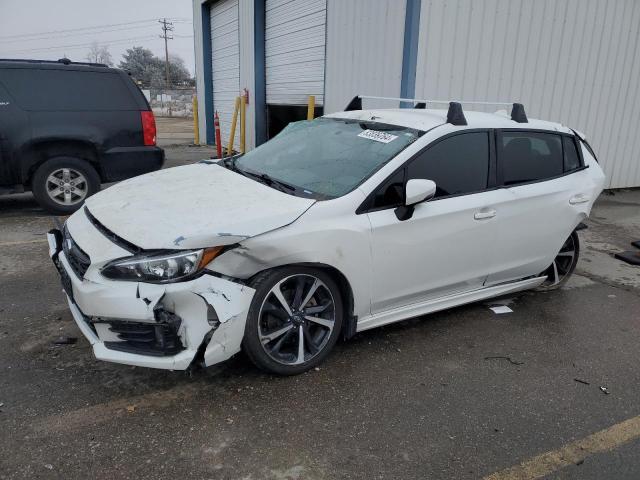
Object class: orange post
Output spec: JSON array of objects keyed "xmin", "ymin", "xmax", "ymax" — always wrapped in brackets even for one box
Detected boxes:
[{"xmin": 214, "ymin": 111, "xmax": 222, "ymax": 158}]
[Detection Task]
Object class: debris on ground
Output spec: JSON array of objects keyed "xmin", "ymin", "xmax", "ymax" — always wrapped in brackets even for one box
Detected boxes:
[
  {"xmin": 574, "ymin": 378, "xmax": 590, "ymax": 385},
  {"xmin": 614, "ymin": 251, "xmax": 640, "ymax": 265},
  {"xmin": 489, "ymin": 305, "xmax": 513, "ymax": 314},
  {"xmin": 52, "ymin": 336, "xmax": 77, "ymax": 345},
  {"xmin": 126, "ymin": 405, "xmax": 136, "ymax": 413},
  {"xmin": 599, "ymin": 386, "xmax": 610, "ymax": 395},
  {"xmin": 484, "ymin": 356, "xmax": 524, "ymax": 365}
]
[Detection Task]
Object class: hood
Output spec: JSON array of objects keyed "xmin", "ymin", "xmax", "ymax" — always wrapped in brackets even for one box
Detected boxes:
[{"xmin": 84, "ymin": 163, "xmax": 315, "ymax": 250}]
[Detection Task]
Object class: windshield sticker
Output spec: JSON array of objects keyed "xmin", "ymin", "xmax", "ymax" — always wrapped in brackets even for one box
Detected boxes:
[{"xmin": 357, "ymin": 130, "xmax": 398, "ymax": 144}]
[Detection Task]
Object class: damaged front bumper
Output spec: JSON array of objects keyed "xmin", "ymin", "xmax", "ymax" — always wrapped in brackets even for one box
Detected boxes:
[{"xmin": 47, "ymin": 227, "xmax": 255, "ymax": 371}]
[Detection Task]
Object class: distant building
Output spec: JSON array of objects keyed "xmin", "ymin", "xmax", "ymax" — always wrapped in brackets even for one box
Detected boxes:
[{"xmin": 193, "ymin": 0, "xmax": 640, "ymax": 188}]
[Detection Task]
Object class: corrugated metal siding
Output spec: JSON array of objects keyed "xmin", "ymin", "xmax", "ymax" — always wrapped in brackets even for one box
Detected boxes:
[
  {"xmin": 265, "ymin": 0, "xmax": 326, "ymax": 105},
  {"xmin": 239, "ymin": 0, "xmax": 255, "ymax": 149},
  {"xmin": 324, "ymin": 0, "xmax": 407, "ymax": 114},
  {"xmin": 210, "ymin": 0, "xmax": 240, "ymax": 147},
  {"xmin": 415, "ymin": 0, "xmax": 640, "ymax": 188}
]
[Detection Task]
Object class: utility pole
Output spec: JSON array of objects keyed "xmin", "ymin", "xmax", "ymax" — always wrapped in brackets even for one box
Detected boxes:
[{"xmin": 159, "ymin": 18, "xmax": 173, "ymax": 89}]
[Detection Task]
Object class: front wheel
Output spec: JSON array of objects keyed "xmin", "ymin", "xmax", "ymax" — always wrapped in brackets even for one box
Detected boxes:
[
  {"xmin": 536, "ymin": 230, "xmax": 580, "ymax": 291},
  {"xmin": 242, "ymin": 267, "xmax": 343, "ymax": 375},
  {"xmin": 31, "ymin": 156, "xmax": 100, "ymax": 215}
]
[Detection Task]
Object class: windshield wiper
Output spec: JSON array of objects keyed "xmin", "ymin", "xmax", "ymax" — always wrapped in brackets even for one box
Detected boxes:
[
  {"xmin": 222, "ymin": 157, "xmax": 296, "ymax": 193},
  {"xmin": 247, "ymin": 171, "xmax": 296, "ymax": 192}
]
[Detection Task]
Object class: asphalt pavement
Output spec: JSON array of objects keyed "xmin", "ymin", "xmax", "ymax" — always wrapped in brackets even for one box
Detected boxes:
[{"xmin": 1, "ymin": 148, "xmax": 639, "ymax": 479}]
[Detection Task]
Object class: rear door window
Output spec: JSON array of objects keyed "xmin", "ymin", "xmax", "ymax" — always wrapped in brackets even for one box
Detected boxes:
[
  {"xmin": 406, "ymin": 132, "xmax": 490, "ymax": 198},
  {"xmin": 0, "ymin": 68, "xmax": 136, "ymax": 111},
  {"xmin": 500, "ymin": 132, "xmax": 563, "ymax": 185}
]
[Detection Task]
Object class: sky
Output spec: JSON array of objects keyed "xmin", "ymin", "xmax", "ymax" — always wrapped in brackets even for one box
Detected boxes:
[{"xmin": 0, "ymin": 0, "xmax": 195, "ymax": 74}]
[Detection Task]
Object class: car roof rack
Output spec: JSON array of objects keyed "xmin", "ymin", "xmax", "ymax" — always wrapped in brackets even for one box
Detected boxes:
[
  {"xmin": 344, "ymin": 95, "xmax": 529, "ymax": 124},
  {"xmin": 0, "ymin": 58, "xmax": 108, "ymax": 68}
]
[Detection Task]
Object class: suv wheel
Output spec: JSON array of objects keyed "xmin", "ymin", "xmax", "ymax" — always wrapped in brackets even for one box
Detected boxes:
[
  {"xmin": 536, "ymin": 230, "xmax": 580, "ymax": 291},
  {"xmin": 242, "ymin": 267, "xmax": 344, "ymax": 375},
  {"xmin": 31, "ymin": 156, "xmax": 100, "ymax": 215}
]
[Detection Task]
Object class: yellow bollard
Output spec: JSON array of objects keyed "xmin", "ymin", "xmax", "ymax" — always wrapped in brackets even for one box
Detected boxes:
[
  {"xmin": 240, "ymin": 94, "xmax": 246, "ymax": 154},
  {"xmin": 307, "ymin": 95, "xmax": 315, "ymax": 120},
  {"xmin": 192, "ymin": 96, "xmax": 199, "ymax": 145},
  {"xmin": 227, "ymin": 96, "xmax": 240, "ymax": 156}
]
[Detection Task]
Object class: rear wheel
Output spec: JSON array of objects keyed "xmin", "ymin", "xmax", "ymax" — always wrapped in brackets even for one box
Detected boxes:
[
  {"xmin": 536, "ymin": 230, "xmax": 580, "ymax": 290},
  {"xmin": 242, "ymin": 267, "xmax": 343, "ymax": 375},
  {"xmin": 31, "ymin": 156, "xmax": 100, "ymax": 215}
]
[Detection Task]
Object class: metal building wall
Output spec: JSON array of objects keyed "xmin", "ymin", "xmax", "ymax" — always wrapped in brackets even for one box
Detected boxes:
[
  {"xmin": 414, "ymin": 0, "xmax": 640, "ymax": 189},
  {"xmin": 210, "ymin": 0, "xmax": 240, "ymax": 148},
  {"xmin": 324, "ymin": 0, "xmax": 407, "ymax": 114},
  {"xmin": 239, "ymin": 0, "xmax": 256, "ymax": 149},
  {"xmin": 265, "ymin": 0, "xmax": 327, "ymax": 105}
]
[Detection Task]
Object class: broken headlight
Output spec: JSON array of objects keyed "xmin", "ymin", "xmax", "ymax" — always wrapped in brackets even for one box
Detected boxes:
[{"xmin": 101, "ymin": 247, "xmax": 222, "ymax": 283}]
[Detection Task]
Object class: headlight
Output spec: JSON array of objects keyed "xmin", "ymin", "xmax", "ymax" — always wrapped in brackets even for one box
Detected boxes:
[{"xmin": 101, "ymin": 247, "xmax": 223, "ymax": 283}]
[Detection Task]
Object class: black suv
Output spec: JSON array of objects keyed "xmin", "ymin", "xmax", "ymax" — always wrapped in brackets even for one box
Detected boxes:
[{"xmin": 0, "ymin": 59, "xmax": 164, "ymax": 214}]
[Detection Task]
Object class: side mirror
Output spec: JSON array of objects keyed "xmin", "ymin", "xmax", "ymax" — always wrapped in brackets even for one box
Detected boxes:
[
  {"xmin": 395, "ymin": 179, "xmax": 436, "ymax": 221},
  {"xmin": 405, "ymin": 179, "xmax": 436, "ymax": 206}
]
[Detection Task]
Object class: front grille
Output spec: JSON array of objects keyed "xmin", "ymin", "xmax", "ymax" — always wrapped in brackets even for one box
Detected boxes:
[
  {"xmin": 62, "ymin": 226, "xmax": 90, "ymax": 279},
  {"xmin": 103, "ymin": 313, "xmax": 184, "ymax": 357}
]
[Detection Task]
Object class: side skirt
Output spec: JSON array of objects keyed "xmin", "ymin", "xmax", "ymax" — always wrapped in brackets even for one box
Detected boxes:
[{"xmin": 356, "ymin": 276, "xmax": 546, "ymax": 332}]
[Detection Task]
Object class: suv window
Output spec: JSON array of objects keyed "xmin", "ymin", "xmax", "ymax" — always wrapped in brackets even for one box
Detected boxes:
[
  {"xmin": 500, "ymin": 132, "xmax": 563, "ymax": 185},
  {"xmin": 407, "ymin": 132, "xmax": 490, "ymax": 198},
  {"xmin": 0, "ymin": 68, "xmax": 135, "ymax": 111}
]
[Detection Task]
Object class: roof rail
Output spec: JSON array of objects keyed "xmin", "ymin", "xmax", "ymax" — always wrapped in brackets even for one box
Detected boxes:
[
  {"xmin": 344, "ymin": 95, "xmax": 529, "ymax": 124},
  {"xmin": 0, "ymin": 58, "xmax": 108, "ymax": 68}
]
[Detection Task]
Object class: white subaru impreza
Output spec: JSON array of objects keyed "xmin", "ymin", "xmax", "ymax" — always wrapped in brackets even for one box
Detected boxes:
[{"xmin": 48, "ymin": 101, "xmax": 605, "ymax": 375}]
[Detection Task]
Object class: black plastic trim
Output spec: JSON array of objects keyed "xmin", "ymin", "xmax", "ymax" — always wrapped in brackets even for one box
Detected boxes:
[
  {"xmin": 510, "ymin": 103, "xmax": 528, "ymax": 123},
  {"xmin": 84, "ymin": 207, "xmax": 141, "ymax": 254},
  {"xmin": 446, "ymin": 102, "xmax": 467, "ymax": 125},
  {"xmin": 344, "ymin": 96, "xmax": 362, "ymax": 111}
]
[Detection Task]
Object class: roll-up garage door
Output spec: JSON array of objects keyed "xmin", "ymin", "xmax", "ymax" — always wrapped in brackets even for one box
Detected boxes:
[
  {"xmin": 210, "ymin": 0, "xmax": 240, "ymax": 148},
  {"xmin": 265, "ymin": 0, "xmax": 326, "ymax": 105}
]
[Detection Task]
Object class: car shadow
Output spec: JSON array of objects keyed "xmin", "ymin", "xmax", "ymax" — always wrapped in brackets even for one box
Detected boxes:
[{"xmin": 0, "ymin": 192, "xmax": 51, "ymax": 218}]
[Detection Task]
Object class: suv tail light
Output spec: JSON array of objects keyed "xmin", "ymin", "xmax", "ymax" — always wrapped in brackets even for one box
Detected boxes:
[{"xmin": 140, "ymin": 110, "xmax": 156, "ymax": 146}]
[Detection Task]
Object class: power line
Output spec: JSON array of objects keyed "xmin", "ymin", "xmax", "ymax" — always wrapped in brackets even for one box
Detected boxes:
[
  {"xmin": 0, "ymin": 19, "xmax": 159, "ymax": 40},
  {"xmin": 3, "ymin": 35, "xmax": 159, "ymax": 55},
  {"xmin": 1, "ymin": 24, "xmax": 161, "ymax": 44}
]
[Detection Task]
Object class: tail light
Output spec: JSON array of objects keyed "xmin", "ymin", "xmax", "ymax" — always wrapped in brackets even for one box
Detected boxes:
[{"xmin": 140, "ymin": 110, "xmax": 156, "ymax": 146}]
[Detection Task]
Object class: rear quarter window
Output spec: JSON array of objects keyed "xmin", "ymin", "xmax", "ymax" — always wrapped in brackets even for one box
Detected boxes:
[
  {"xmin": 563, "ymin": 136, "xmax": 581, "ymax": 172},
  {"xmin": 0, "ymin": 68, "xmax": 137, "ymax": 111}
]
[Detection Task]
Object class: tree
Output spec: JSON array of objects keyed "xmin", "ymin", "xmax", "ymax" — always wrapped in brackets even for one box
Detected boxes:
[
  {"xmin": 119, "ymin": 46, "xmax": 193, "ymax": 87},
  {"xmin": 86, "ymin": 41, "xmax": 113, "ymax": 66}
]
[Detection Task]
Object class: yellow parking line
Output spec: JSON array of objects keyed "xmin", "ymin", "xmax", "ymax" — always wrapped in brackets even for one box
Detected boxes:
[
  {"xmin": 484, "ymin": 415, "xmax": 640, "ymax": 480},
  {"xmin": 0, "ymin": 239, "xmax": 48, "ymax": 247}
]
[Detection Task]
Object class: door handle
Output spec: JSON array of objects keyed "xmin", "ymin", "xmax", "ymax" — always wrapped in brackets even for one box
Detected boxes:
[
  {"xmin": 569, "ymin": 194, "xmax": 590, "ymax": 205},
  {"xmin": 474, "ymin": 209, "xmax": 496, "ymax": 220}
]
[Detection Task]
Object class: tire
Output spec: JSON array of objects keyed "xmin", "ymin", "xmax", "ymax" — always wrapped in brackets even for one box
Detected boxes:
[
  {"xmin": 31, "ymin": 156, "xmax": 100, "ymax": 215},
  {"xmin": 242, "ymin": 267, "xmax": 344, "ymax": 375},
  {"xmin": 536, "ymin": 230, "xmax": 580, "ymax": 291}
]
